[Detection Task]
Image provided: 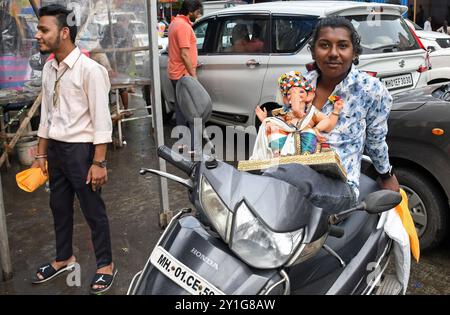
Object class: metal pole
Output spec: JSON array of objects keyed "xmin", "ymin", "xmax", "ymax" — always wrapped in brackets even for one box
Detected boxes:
[
  {"xmin": 146, "ymin": 0, "xmax": 171, "ymax": 228},
  {"xmin": 0, "ymin": 173, "xmax": 13, "ymax": 281},
  {"xmin": 106, "ymin": 0, "xmax": 118, "ymax": 73},
  {"xmin": 414, "ymin": 0, "xmax": 417, "ymax": 23}
]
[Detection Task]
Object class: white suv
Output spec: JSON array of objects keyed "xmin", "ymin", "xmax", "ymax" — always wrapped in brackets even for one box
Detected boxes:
[
  {"xmin": 406, "ymin": 19, "xmax": 450, "ymax": 84},
  {"xmin": 160, "ymin": 1, "xmax": 428, "ymax": 127}
]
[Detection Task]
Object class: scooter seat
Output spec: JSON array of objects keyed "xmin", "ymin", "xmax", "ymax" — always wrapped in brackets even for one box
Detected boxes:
[{"xmin": 357, "ymin": 173, "xmax": 380, "ymax": 203}]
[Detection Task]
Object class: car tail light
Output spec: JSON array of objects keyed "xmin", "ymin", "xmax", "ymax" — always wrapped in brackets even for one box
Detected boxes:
[
  {"xmin": 364, "ymin": 71, "xmax": 377, "ymax": 77},
  {"xmin": 417, "ymin": 65, "xmax": 428, "ymax": 73}
]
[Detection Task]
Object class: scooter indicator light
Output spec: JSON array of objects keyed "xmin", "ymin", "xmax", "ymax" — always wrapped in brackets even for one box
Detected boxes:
[{"xmin": 432, "ymin": 128, "xmax": 444, "ymax": 136}]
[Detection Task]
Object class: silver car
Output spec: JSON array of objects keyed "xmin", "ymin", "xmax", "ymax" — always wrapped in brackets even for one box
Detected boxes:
[{"xmin": 160, "ymin": 1, "xmax": 429, "ymax": 127}]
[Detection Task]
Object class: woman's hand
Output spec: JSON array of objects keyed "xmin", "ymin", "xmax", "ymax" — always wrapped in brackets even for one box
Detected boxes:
[
  {"xmin": 86, "ymin": 165, "xmax": 108, "ymax": 192},
  {"xmin": 255, "ymin": 106, "xmax": 268, "ymax": 122},
  {"xmin": 378, "ymin": 174, "xmax": 400, "ymax": 192}
]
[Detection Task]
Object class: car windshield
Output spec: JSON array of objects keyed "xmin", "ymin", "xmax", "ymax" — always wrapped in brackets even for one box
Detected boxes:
[
  {"xmin": 406, "ymin": 18, "xmax": 423, "ymax": 30},
  {"xmin": 348, "ymin": 15, "xmax": 420, "ymax": 54}
]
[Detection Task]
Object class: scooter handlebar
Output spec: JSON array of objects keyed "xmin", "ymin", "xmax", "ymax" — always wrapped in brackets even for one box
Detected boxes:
[
  {"xmin": 329, "ymin": 226, "xmax": 345, "ymax": 238},
  {"xmin": 157, "ymin": 145, "xmax": 196, "ymax": 176}
]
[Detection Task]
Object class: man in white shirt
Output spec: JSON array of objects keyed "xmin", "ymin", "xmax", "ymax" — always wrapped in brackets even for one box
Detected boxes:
[
  {"xmin": 31, "ymin": 4, "xmax": 116, "ymax": 294},
  {"xmin": 424, "ymin": 17, "xmax": 432, "ymax": 31}
]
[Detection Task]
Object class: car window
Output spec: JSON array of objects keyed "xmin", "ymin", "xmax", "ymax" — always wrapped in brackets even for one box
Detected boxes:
[
  {"xmin": 194, "ymin": 20, "xmax": 209, "ymax": 53},
  {"xmin": 214, "ymin": 16, "xmax": 269, "ymax": 54},
  {"xmin": 348, "ymin": 15, "xmax": 420, "ymax": 54},
  {"xmin": 272, "ymin": 15, "xmax": 318, "ymax": 53},
  {"xmin": 436, "ymin": 38, "xmax": 450, "ymax": 48}
]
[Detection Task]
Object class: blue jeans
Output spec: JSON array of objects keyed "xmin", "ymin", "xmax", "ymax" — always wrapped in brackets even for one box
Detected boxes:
[{"xmin": 263, "ymin": 163, "xmax": 357, "ymax": 215}]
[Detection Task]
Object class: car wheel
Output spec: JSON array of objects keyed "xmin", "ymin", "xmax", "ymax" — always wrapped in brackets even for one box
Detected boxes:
[{"xmin": 395, "ymin": 167, "xmax": 448, "ymax": 250}]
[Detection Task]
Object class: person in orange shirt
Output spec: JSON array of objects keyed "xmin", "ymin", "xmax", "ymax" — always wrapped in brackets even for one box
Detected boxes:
[{"xmin": 168, "ymin": 0, "xmax": 202, "ymax": 154}]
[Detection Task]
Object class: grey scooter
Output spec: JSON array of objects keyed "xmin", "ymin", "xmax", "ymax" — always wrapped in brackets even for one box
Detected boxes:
[{"xmin": 127, "ymin": 144, "xmax": 404, "ymax": 295}]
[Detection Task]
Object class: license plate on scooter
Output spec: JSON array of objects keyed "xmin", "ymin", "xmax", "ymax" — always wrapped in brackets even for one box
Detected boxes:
[{"xmin": 150, "ymin": 246, "xmax": 225, "ymax": 295}]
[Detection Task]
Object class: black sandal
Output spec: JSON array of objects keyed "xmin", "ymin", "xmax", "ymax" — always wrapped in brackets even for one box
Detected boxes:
[
  {"xmin": 32, "ymin": 262, "xmax": 76, "ymax": 284},
  {"xmin": 90, "ymin": 269, "xmax": 118, "ymax": 295}
]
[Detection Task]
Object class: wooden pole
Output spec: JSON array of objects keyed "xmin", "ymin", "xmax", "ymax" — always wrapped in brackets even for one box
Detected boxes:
[
  {"xmin": 0, "ymin": 93, "xmax": 42, "ymax": 169},
  {"xmin": 414, "ymin": 0, "xmax": 417, "ymax": 23},
  {"xmin": 28, "ymin": 0, "xmax": 39, "ymax": 17},
  {"xmin": 0, "ymin": 173, "xmax": 13, "ymax": 281}
]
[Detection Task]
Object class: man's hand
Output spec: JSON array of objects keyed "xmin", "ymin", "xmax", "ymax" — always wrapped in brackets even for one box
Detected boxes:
[
  {"xmin": 255, "ymin": 106, "xmax": 268, "ymax": 122},
  {"xmin": 378, "ymin": 174, "xmax": 400, "ymax": 192},
  {"xmin": 31, "ymin": 158, "xmax": 48, "ymax": 177},
  {"xmin": 86, "ymin": 165, "xmax": 108, "ymax": 192}
]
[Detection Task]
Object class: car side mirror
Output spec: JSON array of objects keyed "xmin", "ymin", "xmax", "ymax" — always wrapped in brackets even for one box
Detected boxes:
[{"xmin": 362, "ymin": 190, "xmax": 402, "ymax": 214}]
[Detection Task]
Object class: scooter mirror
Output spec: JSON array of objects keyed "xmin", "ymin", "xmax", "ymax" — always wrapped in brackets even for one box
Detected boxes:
[{"xmin": 363, "ymin": 190, "xmax": 402, "ymax": 214}]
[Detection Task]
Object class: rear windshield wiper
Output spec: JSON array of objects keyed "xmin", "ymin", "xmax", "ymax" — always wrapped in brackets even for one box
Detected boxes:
[{"xmin": 371, "ymin": 43, "xmax": 400, "ymax": 52}]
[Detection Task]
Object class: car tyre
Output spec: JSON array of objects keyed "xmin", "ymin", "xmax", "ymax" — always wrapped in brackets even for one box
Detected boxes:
[{"xmin": 395, "ymin": 167, "xmax": 448, "ymax": 250}]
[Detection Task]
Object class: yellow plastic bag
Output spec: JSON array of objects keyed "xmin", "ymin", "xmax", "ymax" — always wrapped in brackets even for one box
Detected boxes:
[
  {"xmin": 395, "ymin": 188, "xmax": 420, "ymax": 262},
  {"xmin": 16, "ymin": 166, "xmax": 48, "ymax": 193}
]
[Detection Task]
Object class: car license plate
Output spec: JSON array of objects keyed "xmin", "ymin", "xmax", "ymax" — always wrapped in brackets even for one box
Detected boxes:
[
  {"xmin": 150, "ymin": 246, "xmax": 225, "ymax": 295},
  {"xmin": 381, "ymin": 74, "xmax": 413, "ymax": 90}
]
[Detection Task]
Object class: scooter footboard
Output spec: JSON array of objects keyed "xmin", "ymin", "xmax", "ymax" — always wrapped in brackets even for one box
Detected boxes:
[{"xmin": 130, "ymin": 214, "xmax": 283, "ymax": 295}]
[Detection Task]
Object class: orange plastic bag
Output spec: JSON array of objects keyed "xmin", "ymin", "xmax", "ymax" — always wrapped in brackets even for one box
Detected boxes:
[
  {"xmin": 395, "ymin": 188, "xmax": 420, "ymax": 262},
  {"xmin": 16, "ymin": 166, "xmax": 48, "ymax": 193}
]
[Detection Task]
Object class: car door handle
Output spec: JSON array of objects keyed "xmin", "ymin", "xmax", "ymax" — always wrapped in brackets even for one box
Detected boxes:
[
  {"xmin": 197, "ymin": 62, "xmax": 204, "ymax": 69},
  {"xmin": 246, "ymin": 59, "xmax": 260, "ymax": 68}
]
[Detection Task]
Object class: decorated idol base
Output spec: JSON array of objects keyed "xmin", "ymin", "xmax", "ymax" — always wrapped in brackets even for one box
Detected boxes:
[{"xmin": 237, "ymin": 150, "xmax": 347, "ymax": 182}]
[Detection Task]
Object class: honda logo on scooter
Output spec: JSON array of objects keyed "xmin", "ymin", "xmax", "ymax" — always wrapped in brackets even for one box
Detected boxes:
[{"xmin": 191, "ymin": 248, "xmax": 219, "ymax": 271}]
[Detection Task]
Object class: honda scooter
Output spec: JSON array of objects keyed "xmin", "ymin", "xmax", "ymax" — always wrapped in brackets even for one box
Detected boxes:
[{"xmin": 127, "ymin": 145, "xmax": 404, "ymax": 295}]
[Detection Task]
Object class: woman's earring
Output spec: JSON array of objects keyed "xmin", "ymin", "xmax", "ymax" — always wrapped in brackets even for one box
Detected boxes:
[{"xmin": 353, "ymin": 57, "xmax": 359, "ymax": 65}]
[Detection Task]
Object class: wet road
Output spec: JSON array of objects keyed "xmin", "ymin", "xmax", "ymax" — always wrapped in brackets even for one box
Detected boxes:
[{"xmin": 0, "ymin": 94, "xmax": 448, "ymax": 294}]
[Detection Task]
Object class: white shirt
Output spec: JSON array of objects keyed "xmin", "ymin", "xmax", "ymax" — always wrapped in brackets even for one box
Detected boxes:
[
  {"xmin": 424, "ymin": 20, "xmax": 432, "ymax": 31},
  {"xmin": 38, "ymin": 47, "xmax": 112, "ymax": 144}
]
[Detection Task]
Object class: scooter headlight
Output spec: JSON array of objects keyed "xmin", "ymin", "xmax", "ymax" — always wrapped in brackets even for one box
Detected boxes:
[
  {"xmin": 230, "ymin": 202, "xmax": 304, "ymax": 269},
  {"xmin": 200, "ymin": 176, "xmax": 232, "ymax": 242}
]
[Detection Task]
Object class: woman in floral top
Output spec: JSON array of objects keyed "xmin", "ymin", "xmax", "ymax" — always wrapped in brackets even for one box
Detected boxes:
[{"xmin": 263, "ymin": 16, "xmax": 399, "ymax": 214}]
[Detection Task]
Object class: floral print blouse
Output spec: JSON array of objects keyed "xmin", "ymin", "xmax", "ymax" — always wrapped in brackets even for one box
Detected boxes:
[{"xmin": 304, "ymin": 65, "xmax": 393, "ymax": 198}]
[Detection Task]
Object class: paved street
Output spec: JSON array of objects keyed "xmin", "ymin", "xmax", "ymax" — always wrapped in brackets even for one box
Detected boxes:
[{"xmin": 0, "ymin": 94, "xmax": 449, "ymax": 295}]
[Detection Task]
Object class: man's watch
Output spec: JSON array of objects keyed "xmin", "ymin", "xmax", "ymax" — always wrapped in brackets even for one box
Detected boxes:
[
  {"xmin": 379, "ymin": 165, "xmax": 394, "ymax": 180},
  {"xmin": 92, "ymin": 160, "xmax": 107, "ymax": 168}
]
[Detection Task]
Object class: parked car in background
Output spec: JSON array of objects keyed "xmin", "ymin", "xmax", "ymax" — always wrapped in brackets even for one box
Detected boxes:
[
  {"xmin": 202, "ymin": 0, "xmax": 248, "ymax": 16},
  {"xmin": 159, "ymin": 1, "xmax": 429, "ymax": 127},
  {"xmin": 406, "ymin": 18, "xmax": 450, "ymax": 84},
  {"xmin": 364, "ymin": 82, "xmax": 450, "ymax": 250}
]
